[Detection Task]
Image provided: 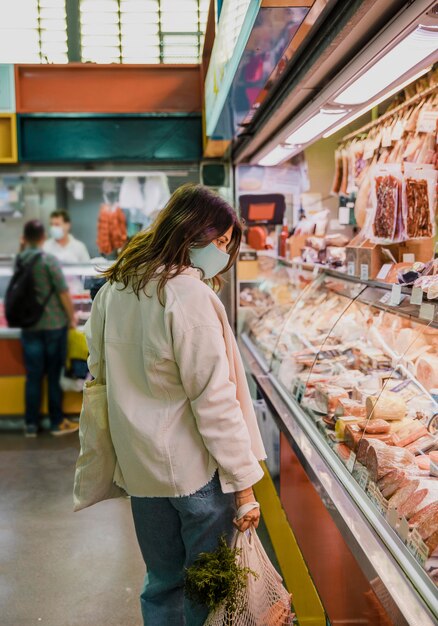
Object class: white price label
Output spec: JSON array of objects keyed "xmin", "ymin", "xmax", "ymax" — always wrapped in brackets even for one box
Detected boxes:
[
  {"xmin": 410, "ymin": 286, "xmax": 423, "ymax": 306},
  {"xmin": 339, "ymin": 206, "xmax": 350, "ymax": 225},
  {"xmin": 417, "ymin": 109, "xmax": 438, "ymax": 133},
  {"xmin": 390, "ymin": 284, "xmax": 402, "ymax": 306},
  {"xmin": 312, "ymin": 266, "xmax": 319, "ymax": 278},
  {"xmin": 386, "ymin": 506, "xmax": 399, "ymax": 530},
  {"xmin": 407, "ymin": 529, "xmax": 430, "ymax": 566},
  {"xmin": 360, "ymin": 264, "xmax": 369, "ymax": 281},
  {"xmin": 376, "ymin": 263, "xmax": 392, "ymax": 280},
  {"xmin": 347, "ymin": 261, "xmax": 355, "ymax": 276},
  {"xmin": 419, "ymin": 303, "xmax": 435, "ymax": 321},
  {"xmin": 379, "ymin": 292, "xmax": 391, "ymax": 304},
  {"xmin": 402, "ymin": 253, "xmax": 415, "ymax": 263}
]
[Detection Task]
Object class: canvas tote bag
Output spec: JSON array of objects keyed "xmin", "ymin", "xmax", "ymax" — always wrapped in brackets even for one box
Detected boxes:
[{"xmin": 73, "ymin": 319, "xmax": 126, "ymax": 511}]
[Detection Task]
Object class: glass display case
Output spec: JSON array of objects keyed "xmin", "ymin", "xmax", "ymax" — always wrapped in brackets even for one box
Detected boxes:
[{"xmin": 239, "ymin": 258, "xmax": 438, "ymax": 624}]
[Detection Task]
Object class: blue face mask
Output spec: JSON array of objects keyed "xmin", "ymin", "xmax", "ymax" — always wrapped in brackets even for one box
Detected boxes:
[{"xmin": 189, "ymin": 242, "xmax": 230, "ymax": 279}]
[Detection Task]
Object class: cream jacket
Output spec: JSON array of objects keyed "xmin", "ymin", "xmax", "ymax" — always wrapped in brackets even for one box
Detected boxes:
[{"xmin": 84, "ymin": 268, "xmax": 266, "ymax": 497}]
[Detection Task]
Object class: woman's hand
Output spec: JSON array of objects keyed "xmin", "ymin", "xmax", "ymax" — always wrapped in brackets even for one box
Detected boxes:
[{"xmin": 234, "ymin": 487, "xmax": 260, "ymax": 532}]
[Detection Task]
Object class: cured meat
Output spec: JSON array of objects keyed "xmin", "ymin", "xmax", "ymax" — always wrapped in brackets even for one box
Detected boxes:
[
  {"xmin": 340, "ymin": 150, "xmax": 349, "ymax": 196},
  {"xmin": 373, "ymin": 174, "xmax": 401, "ymax": 240},
  {"xmin": 410, "ymin": 502, "xmax": 438, "ymax": 527},
  {"xmin": 393, "ymin": 423, "xmax": 428, "ymax": 448},
  {"xmin": 398, "ymin": 480, "xmax": 438, "ymax": 519},
  {"xmin": 345, "ymin": 425, "xmax": 393, "ymax": 452},
  {"xmin": 378, "ymin": 469, "xmax": 407, "ymax": 499},
  {"xmin": 315, "ymin": 384, "xmax": 348, "ymax": 414},
  {"xmin": 388, "ymin": 479, "xmax": 420, "ymax": 510},
  {"xmin": 367, "ymin": 445, "xmax": 415, "ymax": 483},
  {"xmin": 331, "ymin": 150, "xmax": 343, "ymax": 195},
  {"xmin": 365, "ymin": 393, "xmax": 406, "ymax": 421},
  {"xmin": 357, "ymin": 419, "xmax": 390, "ymax": 434},
  {"xmin": 336, "ymin": 398, "xmax": 367, "ymax": 418},
  {"xmin": 415, "ymin": 354, "xmax": 438, "ymax": 391},
  {"xmin": 415, "ymin": 508, "xmax": 438, "ymax": 541},
  {"xmin": 357, "ymin": 438, "xmax": 386, "ymax": 465},
  {"xmin": 416, "ymin": 455, "xmax": 431, "ymax": 471},
  {"xmin": 406, "ymin": 435, "xmax": 438, "ymax": 455},
  {"xmin": 426, "ymin": 530, "xmax": 438, "ymax": 554},
  {"xmin": 405, "ymin": 178, "xmax": 432, "ymax": 238}
]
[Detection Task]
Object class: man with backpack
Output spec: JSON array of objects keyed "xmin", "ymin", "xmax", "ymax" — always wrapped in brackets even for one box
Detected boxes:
[{"xmin": 6, "ymin": 220, "xmax": 79, "ymax": 437}]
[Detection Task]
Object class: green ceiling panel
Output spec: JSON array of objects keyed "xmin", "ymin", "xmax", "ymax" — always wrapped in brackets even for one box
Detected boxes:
[{"xmin": 18, "ymin": 114, "xmax": 202, "ymax": 162}]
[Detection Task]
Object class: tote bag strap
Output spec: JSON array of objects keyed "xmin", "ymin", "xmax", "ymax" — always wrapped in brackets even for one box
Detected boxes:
[{"xmin": 95, "ymin": 314, "xmax": 106, "ymax": 385}]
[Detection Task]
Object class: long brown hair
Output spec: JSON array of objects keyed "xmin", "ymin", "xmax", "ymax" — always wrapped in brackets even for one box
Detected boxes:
[{"xmin": 104, "ymin": 183, "xmax": 243, "ymax": 300}]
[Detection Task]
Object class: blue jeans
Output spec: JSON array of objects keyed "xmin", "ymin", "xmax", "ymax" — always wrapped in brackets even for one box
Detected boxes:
[
  {"xmin": 21, "ymin": 327, "xmax": 67, "ymax": 429},
  {"xmin": 131, "ymin": 473, "xmax": 236, "ymax": 626}
]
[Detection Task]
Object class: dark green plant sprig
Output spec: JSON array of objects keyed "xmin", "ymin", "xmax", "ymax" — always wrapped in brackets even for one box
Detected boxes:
[{"xmin": 184, "ymin": 535, "xmax": 258, "ymax": 614}]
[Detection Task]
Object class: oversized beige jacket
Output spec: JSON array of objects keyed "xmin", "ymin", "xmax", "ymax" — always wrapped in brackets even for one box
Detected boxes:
[{"xmin": 84, "ymin": 268, "xmax": 266, "ymax": 497}]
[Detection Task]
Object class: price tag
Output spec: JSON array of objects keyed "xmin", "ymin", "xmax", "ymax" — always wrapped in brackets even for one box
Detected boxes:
[
  {"xmin": 391, "ymin": 119, "xmax": 404, "ymax": 141},
  {"xmin": 355, "ymin": 464, "xmax": 369, "ymax": 490},
  {"xmin": 386, "ymin": 506, "xmax": 399, "ymax": 530},
  {"xmin": 410, "ymin": 286, "xmax": 423, "ymax": 306},
  {"xmin": 347, "ymin": 261, "xmax": 355, "ymax": 276},
  {"xmin": 360, "ymin": 264, "xmax": 369, "ymax": 281},
  {"xmin": 381, "ymin": 126, "xmax": 393, "ymax": 148},
  {"xmin": 390, "ymin": 284, "xmax": 402, "ymax": 306},
  {"xmin": 379, "ymin": 292, "xmax": 392, "ymax": 304},
  {"xmin": 403, "ymin": 253, "xmax": 415, "ymax": 264},
  {"xmin": 312, "ymin": 266, "xmax": 319, "ymax": 278},
  {"xmin": 339, "ymin": 206, "xmax": 350, "ymax": 225},
  {"xmin": 345, "ymin": 451, "xmax": 356, "ymax": 473},
  {"xmin": 376, "ymin": 263, "xmax": 392, "ymax": 280},
  {"xmin": 294, "ymin": 380, "xmax": 306, "ymax": 404},
  {"xmin": 398, "ymin": 515, "xmax": 410, "ymax": 542},
  {"xmin": 419, "ymin": 303, "xmax": 435, "ymax": 321},
  {"xmin": 416, "ymin": 109, "xmax": 438, "ymax": 133},
  {"xmin": 407, "ymin": 529, "xmax": 430, "ymax": 566}
]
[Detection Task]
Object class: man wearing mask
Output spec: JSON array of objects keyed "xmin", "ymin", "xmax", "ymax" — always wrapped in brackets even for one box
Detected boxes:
[{"xmin": 44, "ymin": 210, "xmax": 90, "ymax": 264}]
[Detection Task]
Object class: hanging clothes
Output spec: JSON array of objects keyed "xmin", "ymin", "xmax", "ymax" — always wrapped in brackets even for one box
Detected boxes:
[
  {"xmin": 97, "ymin": 204, "xmax": 127, "ymax": 255},
  {"xmin": 119, "ymin": 176, "xmax": 144, "ymax": 211},
  {"xmin": 143, "ymin": 175, "xmax": 170, "ymax": 217}
]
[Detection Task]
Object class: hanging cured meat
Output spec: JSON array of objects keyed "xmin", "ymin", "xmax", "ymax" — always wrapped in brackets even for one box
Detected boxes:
[
  {"xmin": 373, "ymin": 174, "xmax": 401, "ymax": 240},
  {"xmin": 405, "ymin": 178, "xmax": 433, "ymax": 238}
]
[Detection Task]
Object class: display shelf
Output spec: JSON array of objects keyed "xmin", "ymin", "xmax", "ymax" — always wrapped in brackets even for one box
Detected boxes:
[
  {"xmin": 0, "ymin": 65, "xmax": 15, "ymax": 112},
  {"xmin": 0, "ymin": 113, "xmax": 17, "ymax": 163},
  {"xmin": 240, "ymin": 334, "xmax": 438, "ymax": 626}
]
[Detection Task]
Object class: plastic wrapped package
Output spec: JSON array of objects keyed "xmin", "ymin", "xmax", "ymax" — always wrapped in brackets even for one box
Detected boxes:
[
  {"xmin": 371, "ymin": 164, "xmax": 404, "ymax": 242},
  {"xmin": 403, "ymin": 164, "xmax": 437, "ymax": 239}
]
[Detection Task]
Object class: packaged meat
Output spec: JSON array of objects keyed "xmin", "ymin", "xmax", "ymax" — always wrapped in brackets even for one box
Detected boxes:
[
  {"xmin": 416, "ymin": 455, "xmax": 431, "ymax": 471},
  {"xmin": 357, "ymin": 419, "xmax": 391, "ymax": 434},
  {"xmin": 371, "ymin": 165, "xmax": 404, "ymax": 242},
  {"xmin": 406, "ymin": 434, "xmax": 438, "ymax": 455},
  {"xmin": 378, "ymin": 469, "xmax": 407, "ymax": 499},
  {"xmin": 403, "ymin": 164, "xmax": 437, "ymax": 239},
  {"xmin": 367, "ymin": 445, "xmax": 415, "ymax": 483},
  {"xmin": 365, "ymin": 392, "xmax": 407, "ymax": 421},
  {"xmin": 325, "ymin": 233, "xmax": 350, "ymax": 247},
  {"xmin": 393, "ymin": 422, "xmax": 429, "ymax": 448},
  {"xmin": 345, "ymin": 424, "xmax": 393, "ymax": 452},
  {"xmin": 335, "ymin": 398, "xmax": 367, "ymax": 418},
  {"xmin": 314, "ymin": 384, "xmax": 348, "ymax": 414},
  {"xmin": 388, "ymin": 479, "xmax": 420, "ymax": 510}
]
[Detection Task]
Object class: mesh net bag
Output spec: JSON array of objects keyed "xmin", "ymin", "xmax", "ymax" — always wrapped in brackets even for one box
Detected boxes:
[{"xmin": 204, "ymin": 527, "xmax": 294, "ymax": 626}]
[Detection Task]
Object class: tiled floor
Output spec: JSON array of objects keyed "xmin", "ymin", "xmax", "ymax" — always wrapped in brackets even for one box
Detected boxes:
[{"xmin": 0, "ymin": 432, "xmax": 145, "ymax": 626}]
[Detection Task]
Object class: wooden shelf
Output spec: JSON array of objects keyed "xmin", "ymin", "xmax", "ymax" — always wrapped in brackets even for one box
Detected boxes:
[{"xmin": 0, "ymin": 113, "xmax": 17, "ymax": 163}]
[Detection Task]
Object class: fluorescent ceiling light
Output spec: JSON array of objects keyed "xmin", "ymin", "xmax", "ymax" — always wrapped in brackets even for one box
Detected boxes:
[
  {"xmin": 323, "ymin": 66, "xmax": 432, "ymax": 138},
  {"xmin": 258, "ymin": 145, "xmax": 299, "ymax": 167},
  {"xmin": 335, "ymin": 26, "xmax": 438, "ymax": 105},
  {"xmin": 285, "ymin": 109, "xmax": 348, "ymax": 145},
  {"xmin": 26, "ymin": 170, "xmax": 188, "ymax": 178}
]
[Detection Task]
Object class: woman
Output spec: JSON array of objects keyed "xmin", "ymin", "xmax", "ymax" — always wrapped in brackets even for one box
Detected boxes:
[{"xmin": 85, "ymin": 184, "xmax": 266, "ymax": 625}]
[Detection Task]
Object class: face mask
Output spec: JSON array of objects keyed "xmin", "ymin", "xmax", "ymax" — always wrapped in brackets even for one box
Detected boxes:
[
  {"xmin": 189, "ymin": 242, "xmax": 230, "ymax": 279},
  {"xmin": 50, "ymin": 226, "xmax": 64, "ymax": 241}
]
